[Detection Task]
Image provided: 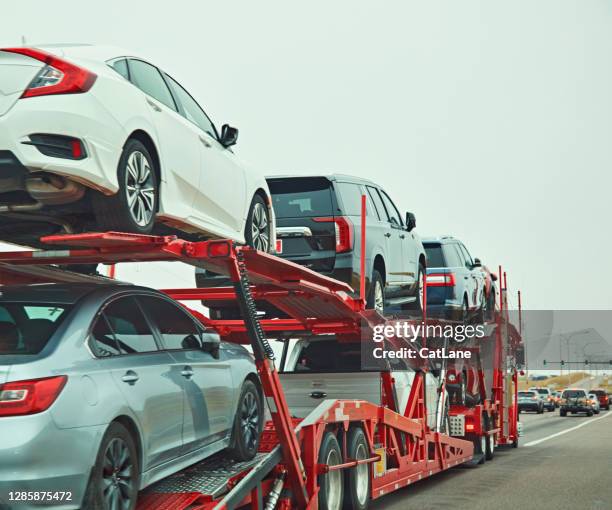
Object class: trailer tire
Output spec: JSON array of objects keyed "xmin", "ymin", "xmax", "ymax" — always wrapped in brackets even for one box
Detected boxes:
[
  {"xmin": 468, "ymin": 433, "xmax": 486, "ymax": 465},
  {"xmin": 484, "ymin": 415, "xmax": 495, "ymax": 461},
  {"xmin": 318, "ymin": 432, "xmax": 344, "ymax": 510},
  {"xmin": 343, "ymin": 427, "xmax": 370, "ymax": 510},
  {"xmin": 228, "ymin": 380, "xmax": 263, "ymax": 461}
]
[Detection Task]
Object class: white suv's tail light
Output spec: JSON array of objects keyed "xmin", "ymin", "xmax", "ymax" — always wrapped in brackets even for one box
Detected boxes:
[
  {"xmin": 426, "ymin": 273, "xmax": 456, "ymax": 287},
  {"xmin": 0, "ymin": 47, "xmax": 97, "ymax": 98}
]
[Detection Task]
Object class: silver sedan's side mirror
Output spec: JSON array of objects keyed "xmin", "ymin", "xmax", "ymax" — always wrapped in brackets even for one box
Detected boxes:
[{"xmin": 201, "ymin": 331, "xmax": 221, "ymax": 359}]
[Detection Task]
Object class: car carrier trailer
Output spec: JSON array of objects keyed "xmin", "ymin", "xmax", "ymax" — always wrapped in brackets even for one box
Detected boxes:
[{"xmin": 0, "ymin": 230, "xmax": 523, "ymax": 510}]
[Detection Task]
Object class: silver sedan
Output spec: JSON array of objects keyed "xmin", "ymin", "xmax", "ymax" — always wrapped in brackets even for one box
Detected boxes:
[{"xmin": 0, "ymin": 282, "xmax": 263, "ymax": 510}]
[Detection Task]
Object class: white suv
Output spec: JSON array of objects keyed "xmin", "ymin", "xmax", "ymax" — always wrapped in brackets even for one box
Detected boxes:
[{"xmin": 0, "ymin": 44, "xmax": 274, "ymax": 251}]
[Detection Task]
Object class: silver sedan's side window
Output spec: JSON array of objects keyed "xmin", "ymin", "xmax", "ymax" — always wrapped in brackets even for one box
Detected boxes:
[
  {"xmin": 92, "ymin": 297, "xmax": 158, "ymax": 356},
  {"xmin": 91, "ymin": 314, "xmax": 121, "ymax": 357},
  {"xmin": 138, "ymin": 296, "xmax": 202, "ymax": 351}
]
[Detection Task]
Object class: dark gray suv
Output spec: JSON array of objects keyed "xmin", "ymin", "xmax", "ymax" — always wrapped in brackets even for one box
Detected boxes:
[{"xmin": 268, "ymin": 174, "xmax": 426, "ymax": 314}]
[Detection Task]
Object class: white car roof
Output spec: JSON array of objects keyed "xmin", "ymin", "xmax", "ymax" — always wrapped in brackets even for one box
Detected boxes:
[{"xmin": 34, "ymin": 43, "xmax": 142, "ymax": 64}]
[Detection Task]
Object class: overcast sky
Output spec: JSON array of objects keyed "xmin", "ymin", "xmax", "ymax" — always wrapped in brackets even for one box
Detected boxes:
[{"xmin": 3, "ymin": 0, "xmax": 611, "ymax": 310}]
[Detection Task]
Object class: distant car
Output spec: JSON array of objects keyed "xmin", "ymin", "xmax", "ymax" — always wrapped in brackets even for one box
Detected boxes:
[
  {"xmin": 589, "ymin": 389, "xmax": 610, "ymax": 410},
  {"xmin": 0, "ymin": 45, "xmax": 274, "ymax": 251},
  {"xmin": 587, "ymin": 393, "xmax": 601, "ymax": 414},
  {"xmin": 552, "ymin": 390, "xmax": 563, "ymax": 408},
  {"xmin": 518, "ymin": 390, "xmax": 544, "ymax": 414},
  {"xmin": 198, "ymin": 174, "xmax": 427, "ymax": 317},
  {"xmin": 529, "ymin": 387, "xmax": 556, "ymax": 412},
  {"xmin": 0, "ymin": 283, "xmax": 263, "ymax": 510},
  {"xmin": 560, "ymin": 389, "xmax": 593, "ymax": 417},
  {"xmin": 423, "ymin": 236, "xmax": 496, "ymax": 322}
]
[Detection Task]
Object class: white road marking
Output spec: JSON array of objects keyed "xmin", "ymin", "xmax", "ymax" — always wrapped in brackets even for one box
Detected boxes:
[{"xmin": 524, "ymin": 411, "xmax": 612, "ymax": 447}]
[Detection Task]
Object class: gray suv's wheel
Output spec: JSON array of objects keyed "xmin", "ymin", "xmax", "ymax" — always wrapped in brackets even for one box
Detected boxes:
[
  {"xmin": 367, "ymin": 270, "xmax": 385, "ymax": 314},
  {"xmin": 93, "ymin": 140, "xmax": 158, "ymax": 234}
]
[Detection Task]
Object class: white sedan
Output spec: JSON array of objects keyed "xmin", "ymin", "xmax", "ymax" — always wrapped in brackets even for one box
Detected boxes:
[{"xmin": 0, "ymin": 44, "xmax": 274, "ymax": 251}]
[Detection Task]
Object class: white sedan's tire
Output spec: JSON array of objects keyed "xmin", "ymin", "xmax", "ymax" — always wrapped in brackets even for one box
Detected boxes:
[
  {"xmin": 93, "ymin": 140, "xmax": 158, "ymax": 234},
  {"xmin": 244, "ymin": 194, "xmax": 271, "ymax": 252}
]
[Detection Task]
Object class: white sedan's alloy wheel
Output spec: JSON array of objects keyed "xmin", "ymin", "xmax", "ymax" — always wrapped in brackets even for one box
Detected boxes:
[{"xmin": 125, "ymin": 151, "xmax": 155, "ymax": 227}]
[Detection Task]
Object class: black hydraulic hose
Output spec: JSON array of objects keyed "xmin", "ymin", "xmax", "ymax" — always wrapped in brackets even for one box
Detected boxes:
[{"xmin": 233, "ymin": 249, "xmax": 276, "ymax": 361}]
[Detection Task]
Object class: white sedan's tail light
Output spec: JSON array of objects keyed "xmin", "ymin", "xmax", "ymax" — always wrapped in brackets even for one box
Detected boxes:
[{"xmin": 0, "ymin": 47, "xmax": 96, "ymax": 98}]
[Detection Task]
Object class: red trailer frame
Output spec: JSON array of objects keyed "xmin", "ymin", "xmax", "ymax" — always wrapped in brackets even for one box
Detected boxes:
[{"xmin": 0, "ymin": 231, "xmax": 522, "ymax": 509}]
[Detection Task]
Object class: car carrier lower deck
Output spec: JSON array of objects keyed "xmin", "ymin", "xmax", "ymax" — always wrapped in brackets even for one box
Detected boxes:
[{"xmin": 0, "ymin": 230, "xmax": 522, "ymax": 510}]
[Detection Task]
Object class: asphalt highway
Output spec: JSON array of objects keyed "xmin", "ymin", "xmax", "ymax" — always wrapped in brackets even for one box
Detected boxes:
[{"xmin": 374, "ymin": 408, "xmax": 612, "ymax": 509}]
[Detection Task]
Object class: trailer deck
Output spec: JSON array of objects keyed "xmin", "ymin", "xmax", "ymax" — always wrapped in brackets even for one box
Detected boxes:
[{"xmin": 0, "ymin": 230, "xmax": 522, "ymax": 510}]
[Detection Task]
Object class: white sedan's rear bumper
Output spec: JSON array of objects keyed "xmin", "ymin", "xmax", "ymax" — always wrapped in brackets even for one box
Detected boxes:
[{"xmin": 0, "ymin": 90, "xmax": 126, "ymax": 195}]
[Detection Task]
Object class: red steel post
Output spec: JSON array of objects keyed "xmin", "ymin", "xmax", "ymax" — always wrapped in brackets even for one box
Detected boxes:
[{"xmin": 360, "ymin": 194, "xmax": 367, "ymax": 307}]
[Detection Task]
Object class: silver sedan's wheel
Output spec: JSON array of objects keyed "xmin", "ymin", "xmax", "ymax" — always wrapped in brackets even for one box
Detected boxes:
[
  {"xmin": 240, "ymin": 390, "xmax": 260, "ymax": 452},
  {"xmin": 84, "ymin": 422, "xmax": 138, "ymax": 510},
  {"xmin": 229, "ymin": 380, "xmax": 262, "ymax": 461},
  {"xmin": 125, "ymin": 151, "xmax": 155, "ymax": 227},
  {"xmin": 102, "ymin": 438, "xmax": 136, "ymax": 510}
]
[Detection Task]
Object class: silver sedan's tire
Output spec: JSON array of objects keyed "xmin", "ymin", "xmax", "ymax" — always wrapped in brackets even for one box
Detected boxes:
[{"xmin": 228, "ymin": 380, "xmax": 263, "ymax": 461}]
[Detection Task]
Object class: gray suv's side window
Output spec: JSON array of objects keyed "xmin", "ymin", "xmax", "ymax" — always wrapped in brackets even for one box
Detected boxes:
[
  {"xmin": 336, "ymin": 182, "xmax": 363, "ymax": 216},
  {"xmin": 457, "ymin": 243, "xmax": 473, "ymax": 268},
  {"xmin": 128, "ymin": 59, "xmax": 177, "ymax": 111},
  {"xmin": 444, "ymin": 244, "xmax": 463, "ymax": 267},
  {"xmin": 138, "ymin": 296, "xmax": 203, "ymax": 351},
  {"xmin": 366, "ymin": 186, "xmax": 386, "ymax": 221},
  {"xmin": 379, "ymin": 190, "xmax": 403, "ymax": 228},
  {"xmin": 101, "ymin": 297, "xmax": 159, "ymax": 355}
]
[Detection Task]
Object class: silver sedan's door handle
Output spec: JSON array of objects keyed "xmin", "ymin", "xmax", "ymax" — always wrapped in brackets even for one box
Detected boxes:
[
  {"xmin": 399, "ymin": 234, "xmax": 406, "ymax": 239},
  {"xmin": 199, "ymin": 135, "xmax": 212, "ymax": 148},
  {"xmin": 384, "ymin": 233, "xmax": 391, "ymax": 238},
  {"xmin": 181, "ymin": 366, "xmax": 194, "ymax": 379},
  {"xmin": 146, "ymin": 98, "xmax": 162, "ymax": 112},
  {"xmin": 121, "ymin": 370, "xmax": 139, "ymax": 384}
]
